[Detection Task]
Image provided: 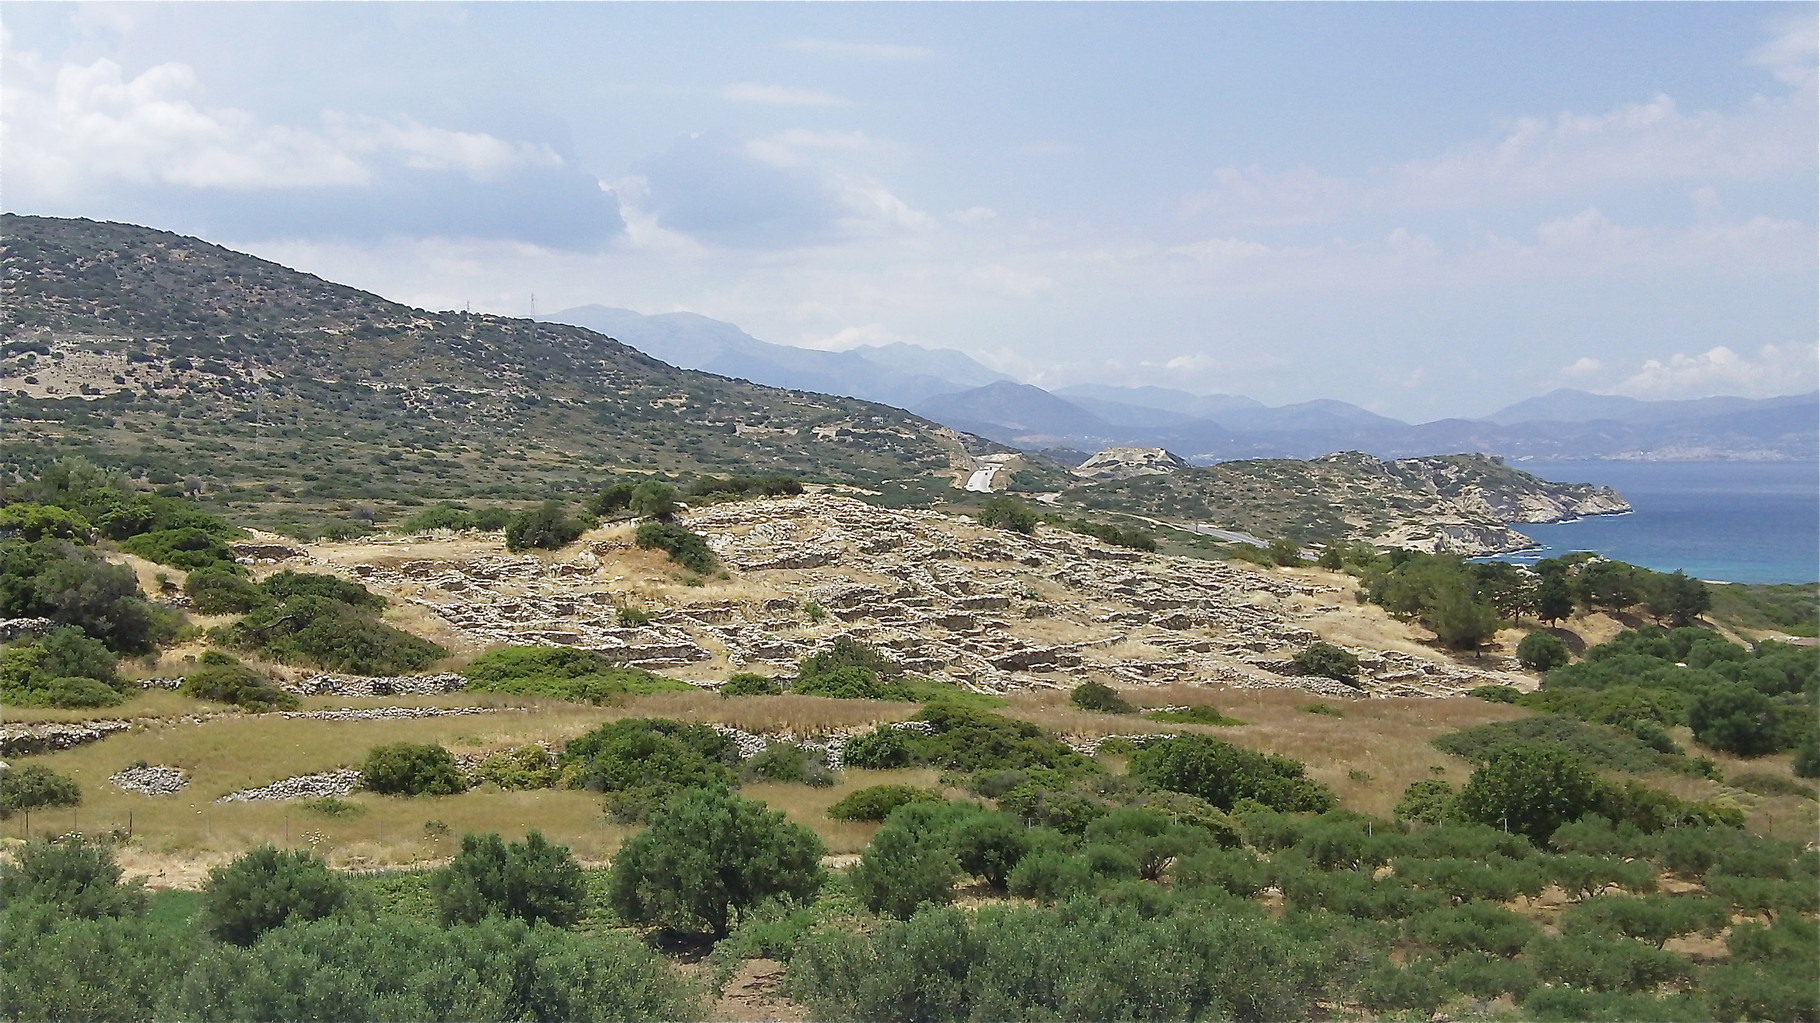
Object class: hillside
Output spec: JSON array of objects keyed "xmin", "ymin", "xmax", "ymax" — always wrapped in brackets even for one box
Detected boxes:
[
  {"xmin": 0, "ymin": 215, "xmax": 987, "ymax": 534},
  {"xmin": 1070, "ymin": 451, "xmax": 1630, "ymax": 553}
]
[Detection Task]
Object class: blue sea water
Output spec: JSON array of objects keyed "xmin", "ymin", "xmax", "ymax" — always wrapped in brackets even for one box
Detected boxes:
[{"xmin": 1485, "ymin": 461, "xmax": 1819, "ymax": 585}]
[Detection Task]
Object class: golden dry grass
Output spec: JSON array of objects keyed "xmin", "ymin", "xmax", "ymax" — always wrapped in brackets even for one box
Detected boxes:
[{"xmin": 1003, "ymin": 684, "xmax": 1532, "ymax": 819}]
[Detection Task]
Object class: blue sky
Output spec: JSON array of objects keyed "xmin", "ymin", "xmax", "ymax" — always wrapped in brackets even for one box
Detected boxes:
[{"xmin": 4, "ymin": 2, "xmax": 1815, "ymax": 420}]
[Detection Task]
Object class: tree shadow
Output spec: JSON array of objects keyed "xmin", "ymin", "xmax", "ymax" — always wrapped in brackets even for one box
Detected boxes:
[{"xmin": 1547, "ymin": 626, "xmax": 1587, "ymax": 657}]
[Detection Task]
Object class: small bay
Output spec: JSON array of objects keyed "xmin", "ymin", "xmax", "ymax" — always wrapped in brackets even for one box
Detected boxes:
[{"xmin": 1486, "ymin": 460, "xmax": 1819, "ymax": 585}]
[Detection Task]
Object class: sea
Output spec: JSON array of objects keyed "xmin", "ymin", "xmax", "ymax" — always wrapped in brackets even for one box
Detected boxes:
[{"xmin": 1482, "ymin": 460, "xmax": 1819, "ymax": 586}]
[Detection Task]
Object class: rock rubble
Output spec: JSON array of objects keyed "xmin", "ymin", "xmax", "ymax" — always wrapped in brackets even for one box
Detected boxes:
[{"xmin": 110, "ymin": 765, "xmax": 189, "ymax": 795}]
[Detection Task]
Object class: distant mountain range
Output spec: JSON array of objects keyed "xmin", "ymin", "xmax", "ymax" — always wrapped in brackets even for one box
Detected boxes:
[
  {"xmin": 547, "ymin": 305, "xmax": 1008, "ymax": 409},
  {"xmin": 547, "ymin": 306, "xmax": 1815, "ymax": 464}
]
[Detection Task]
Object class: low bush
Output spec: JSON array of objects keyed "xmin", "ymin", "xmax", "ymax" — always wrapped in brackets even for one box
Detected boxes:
[
  {"xmin": 720, "ymin": 671, "xmax": 781, "ymax": 696},
  {"xmin": 608, "ymin": 786, "xmax": 824, "ymax": 937},
  {"xmin": 977, "ymin": 495, "xmax": 1037, "ymax": 535},
  {"xmin": 179, "ymin": 650, "xmax": 298, "ymax": 711},
  {"xmin": 0, "ymin": 625, "xmax": 124, "ymax": 708},
  {"xmin": 200, "ymin": 846, "xmax": 350, "ymax": 945},
  {"xmin": 839, "ymin": 726, "xmax": 914, "ymax": 769},
  {"xmin": 120, "ymin": 527, "xmax": 238, "ymax": 571},
  {"xmin": 182, "ymin": 566, "xmax": 259, "ymax": 613},
  {"xmin": 475, "ymin": 745, "xmax": 558, "ymax": 790},
  {"xmin": 1517, "ymin": 630, "xmax": 1572, "ymax": 671},
  {"xmin": 433, "ymin": 830, "xmax": 585, "ymax": 927},
  {"xmin": 559, "ymin": 718, "xmax": 737, "ymax": 821},
  {"xmin": 826, "ymin": 785, "xmax": 945, "ymax": 822},
  {"xmin": 1294, "ymin": 641, "xmax": 1360, "ymax": 684},
  {"xmin": 633, "ymin": 520, "xmax": 718, "ymax": 575},
  {"xmin": 0, "ymin": 835, "xmax": 146, "ymax": 920},
  {"xmin": 1069, "ymin": 680, "xmax": 1136, "ymax": 714},
  {"xmin": 503, "ymin": 501, "xmax": 589, "ymax": 552},
  {"xmin": 361, "ymin": 742, "xmax": 466, "ymax": 796},
  {"xmin": 460, "ymin": 645, "xmax": 690, "ymax": 703},
  {"xmin": 744, "ymin": 742, "xmax": 835, "ymax": 787},
  {"xmin": 219, "ymin": 594, "xmax": 446, "ymax": 675},
  {"xmin": 1128, "ymin": 732, "xmax": 1335, "ymax": 813}
]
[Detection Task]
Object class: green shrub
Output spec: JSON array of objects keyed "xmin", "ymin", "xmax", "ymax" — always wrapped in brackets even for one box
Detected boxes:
[
  {"xmin": 361, "ymin": 742, "xmax": 466, "ymax": 796},
  {"xmin": 399, "ymin": 504, "xmax": 474, "ymax": 532},
  {"xmin": 558, "ymin": 718, "xmax": 737, "ymax": 821},
  {"xmin": 165, "ymin": 915, "xmax": 701, "ymax": 1022},
  {"xmin": 0, "ymin": 626, "xmax": 124, "ymax": 707},
  {"xmin": 977, "ymin": 495, "xmax": 1037, "ymax": 534},
  {"xmin": 1525, "ymin": 932, "xmax": 1694, "ymax": 992},
  {"xmin": 633, "ymin": 520, "xmax": 718, "ymax": 574},
  {"xmin": 848, "ymin": 802, "xmax": 965, "ymax": 919},
  {"xmin": 1517, "ymin": 630, "xmax": 1572, "ymax": 671},
  {"xmin": 745, "ymin": 742, "xmax": 835, "ymax": 787},
  {"xmin": 297, "ymin": 796, "xmax": 365, "ymax": 818},
  {"xmin": 1, "ymin": 537, "xmax": 177, "ymax": 654},
  {"xmin": 199, "ymin": 846, "xmax": 349, "ymax": 945},
  {"xmin": 720, "ymin": 671, "xmax": 780, "ymax": 696},
  {"xmin": 1294, "ymin": 641, "xmax": 1360, "ymax": 683},
  {"xmin": 1468, "ymin": 683, "xmax": 1522, "ymax": 703},
  {"xmin": 1405, "ymin": 901, "xmax": 1539, "ymax": 956},
  {"xmin": 1561, "ymin": 894, "xmax": 1729, "ymax": 948},
  {"xmin": 460, "ymin": 645, "xmax": 688, "ymax": 703},
  {"xmin": 826, "ymin": 784, "xmax": 945, "ymax": 822},
  {"xmin": 0, "ymin": 764, "xmax": 81, "ymax": 825},
  {"xmin": 908, "ymin": 701, "xmax": 1095, "ymax": 774},
  {"xmin": 1394, "ymin": 779, "xmax": 1459, "ymax": 824},
  {"xmin": 1128, "ymin": 732, "xmax": 1335, "ymax": 812},
  {"xmin": 256, "ymin": 570, "xmax": 385, "ymax": 610},
  {"xmin": 608, "ymin": 786, "xmax": 825, "ymax": 937},
  {"xmin": 1068, "ymin": 679, "xmax": 1136, "ymax": 714},
  {"xmin": 1457, "ymin": 744, "xmax": 1606, "ymax": 846},
  {"xmin": 950, "ymin": 811, "xmax": 1031, "ymax": 890},
  {"xmin": 0, "ymin": 836, "xmax": 146, "ymax": 920},
  {"xmin": 503, "ymin": 501, "xmax": 588, "ymax": 552},
  {"xmin": 120, "ymin": 527, "xmax": 238, "ymax": 571},
  {"xmin": 839, "ymin": 726, "xmax": 913, "ymax": 769},
  {"xmin": 0, "ymin": 503, "xmax": 92, "ymax": 542},
  {"xmin": 475, "ymin": 745, "xmax": 558, "ymax": 790},
  {"xmin": 433, "ymin": 830, "xmax": 585, "ymax": 927},
  {"xmin": 179, "ymin": 651, "xmax": 298, "ymax": 711},
  {"xmin": 219, "ymin": 594, "xmax": 446, "ymax": 674},
  {"xmin": 182, "ymin": 566, "xmax": 259, "ymax": 613},
  {"xmin": 791, "ymin": 664, "xmax": 904, "ymax": 700}
]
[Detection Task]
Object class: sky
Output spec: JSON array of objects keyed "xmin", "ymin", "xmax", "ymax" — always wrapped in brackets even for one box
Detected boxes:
[{"xmin": 3, "ymin": 1, "xmax": 1816, "ymax": 421}]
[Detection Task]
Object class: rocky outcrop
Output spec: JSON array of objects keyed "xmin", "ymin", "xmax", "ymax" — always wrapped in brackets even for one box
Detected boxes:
[{"xmin": 1075, "ymin": 447, "xmax": 1190, "ymax": 481}]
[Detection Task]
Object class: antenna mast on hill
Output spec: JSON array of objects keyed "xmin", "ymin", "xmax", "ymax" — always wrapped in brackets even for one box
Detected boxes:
[{"xmin": 530, "ymin": 293, "xmax": 536, "ymax": 318}]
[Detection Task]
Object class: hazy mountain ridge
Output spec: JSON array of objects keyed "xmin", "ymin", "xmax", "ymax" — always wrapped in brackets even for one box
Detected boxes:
[
  {"xmin": 923, "ymin": 380, "xmax": 1816, "ymax": 463},
  {"xmin": 548, "ymin": 304, "xmax": 1008, "ymax": 409}
]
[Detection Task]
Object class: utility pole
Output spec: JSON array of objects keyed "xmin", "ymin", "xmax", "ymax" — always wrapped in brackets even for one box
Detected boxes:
[{"xmin": 530, "ymin": 293, "xmax": 536, "ymax": 318}]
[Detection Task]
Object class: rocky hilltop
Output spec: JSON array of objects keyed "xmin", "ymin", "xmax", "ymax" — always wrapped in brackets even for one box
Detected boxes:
[
  {"xmin": 0, "ymin": 215, "xmax": 989, "ymax": 532},
  {"xmin": 1072, "ymin": 451, "xmax": 1629, "ymax": 555},
  {"xmin": 1074, "ymin": 447, "xmax": 1192, "ymax": 481}
]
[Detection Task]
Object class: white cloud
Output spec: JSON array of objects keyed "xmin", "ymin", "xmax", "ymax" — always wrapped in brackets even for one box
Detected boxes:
[
  {"xmin": 1750, "ymin": 13, "xmax": 1819, "ymax": 89},
  {"xmin": 1561, "ymin": 357, "xmax": 1604, "ymax": 378},
  {"xmin": 719, "ymin": 82, "xmax": 851, "ymax": 107},
  {"xmin": 782, "ymin": 38, "xmax": 933, "ymax": 62},
  {"xmin": 0, "ymin": 52, "xmax": 564, "ymax": 200},
  {"xmin": 1611, "ymin": 344, "xmax": 1820, "ymax": 400}
]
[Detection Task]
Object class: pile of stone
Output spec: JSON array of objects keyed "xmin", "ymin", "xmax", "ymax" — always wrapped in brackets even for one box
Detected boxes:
[
  {"xmin": 135, "ymin": 677, "xmax": 184, "ymax": 690},
  {"xmin": 110, "ymin": 765, "xmax": 188, "ymax": 795},
  {"xmin": 285, "ymin": 673, "xmax": 468, "ymax": 697},
  {"xmin": 217, "ymin": 769, "xmax": 362, "ymax": 803},
  {"xmin": 1, "ymin": 720, "xmax": 133, "ymax": 757},
  {"xmin": 0, "ymin": 617, "xmax": 59, "ymax": 642}
]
